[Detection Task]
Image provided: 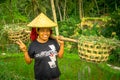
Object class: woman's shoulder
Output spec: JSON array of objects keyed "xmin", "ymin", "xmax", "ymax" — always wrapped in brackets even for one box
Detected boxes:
[
  {"xmin": 48, "ymin": 38, "xmax": 59, "ymax": 45},
  {"xmin": 29, "ymin": 40, "xmax": 38, "ymax": 46},
  {"xmin": 49, "ymin": 38, "xmax": 57, "ymax": 42}
]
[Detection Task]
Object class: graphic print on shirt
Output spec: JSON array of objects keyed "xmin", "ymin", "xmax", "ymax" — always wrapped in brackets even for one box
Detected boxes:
[
  {"xmin": 34, "ymin": 44, "xmax": 58, "ymax": 58},
  {"xmin": 48, "ymin": 45, "xmax": 57, "ymax": 68}
]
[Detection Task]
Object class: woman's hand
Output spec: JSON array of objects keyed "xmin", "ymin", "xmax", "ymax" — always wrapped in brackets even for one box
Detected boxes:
[
  {"xmin": 16, "ymin": 39, "xmax": 32, "ymax": 64},
  {"xmin": 16, "ymin": 39, "xmax": 27, "ymax": 52},
  {"xmin": 56, "ymin": 36, "xmax": 64, "ymax": 45}
]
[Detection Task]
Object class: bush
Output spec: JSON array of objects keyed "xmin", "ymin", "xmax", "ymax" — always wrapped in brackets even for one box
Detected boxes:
[
  {"xmin": 108, "ymin": 47, "xmax": 120, "ymax": 67},
  {"xmin": 58, "ymin": 17, "xmax": 79, "ymax": 53},
  {"xmin": 101, "ymin": 9, "xmax": 120, "ymax": 40}
]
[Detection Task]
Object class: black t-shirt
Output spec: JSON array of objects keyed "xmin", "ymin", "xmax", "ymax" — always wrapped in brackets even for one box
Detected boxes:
[{"xmin": 28, "ymin": 38, "xmax": 61, "ymax": 80}]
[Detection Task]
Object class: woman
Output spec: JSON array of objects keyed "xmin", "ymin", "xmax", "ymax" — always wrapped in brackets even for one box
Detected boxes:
[{"xmin": 16, "ymin": 13, "xmax": 64, "ymax": 80}]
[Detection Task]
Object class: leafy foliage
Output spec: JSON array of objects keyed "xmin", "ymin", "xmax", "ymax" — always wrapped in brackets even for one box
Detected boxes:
[
  {"xmin": 0, "ymin": 0, "xmax": 28, "ymax": 24},
  {"xmin": 58, "ymin": 16, "xmax": 79, "ymax": 37},
  {"xmin": 58, "ymin": 16, "xmax": 79, "ymax": 53},
  {"xmin": 101, "ymin": 9, "xmax": 120, "ymax": 40},
  {"xmin": 81, "ymin": 23, "xmax": 100, "ymax": 36},
  {"xmin": 0, "ymin": 0, "xmax": 120, "ymax": 67},
  {"xmin": 108, "ymin": 47, "xmax": 120, "ymax": 67}
]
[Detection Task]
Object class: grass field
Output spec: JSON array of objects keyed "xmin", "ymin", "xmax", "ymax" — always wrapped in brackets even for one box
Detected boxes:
[{"xmin": 0, "ymin": 52, "xmax": 120, "ymax": 80}]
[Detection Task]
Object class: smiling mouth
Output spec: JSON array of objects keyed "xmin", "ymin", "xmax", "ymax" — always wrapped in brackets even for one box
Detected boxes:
[{"xmin": 43, "ymin": 35, "xmax": 49, "ymax": 38}]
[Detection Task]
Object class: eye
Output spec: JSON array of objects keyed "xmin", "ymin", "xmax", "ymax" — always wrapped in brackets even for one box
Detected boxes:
[
  {"xmin": 39, "ymin": 29, "xmax": 44, "ymax": 32},
  {"xmin": 46, "ymin": 29, "xmax": 50, "ymax": 32},
  {"xmin": 39, "ymin": 28, "xmax": 50, "ymax": 32}
]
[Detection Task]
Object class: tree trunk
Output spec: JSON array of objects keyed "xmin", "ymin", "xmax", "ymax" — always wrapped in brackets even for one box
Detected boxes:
[
  {"xmin": 63, "ymin": 0, "xmax": 66, "ymax": 20},
  {"xmin": 79, "ymin": 0, "xmax": 83, "ymax": 19},
  {"xmin": 94, "ymin": 0, "xmax": 100, "ymax": 15},
  {"xmin": 50, "ymin": 0, "xmax": 59, "ymax": 36},
  {"xmin": 56, "ymin": 0, "xmax": 63, "ymax": 21}
]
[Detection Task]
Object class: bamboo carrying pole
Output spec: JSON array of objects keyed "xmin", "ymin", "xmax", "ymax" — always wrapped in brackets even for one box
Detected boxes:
[
  {"xmin": 54, "ymin": 36, "xmax": 78, "ymax": 43},
  {"xmin": 59, "ymin": 37, "xmax": 78, "ymax": 43},
  {"xmin": 24, "ymin": 30, "xmax": 78, "ymax": 43}
]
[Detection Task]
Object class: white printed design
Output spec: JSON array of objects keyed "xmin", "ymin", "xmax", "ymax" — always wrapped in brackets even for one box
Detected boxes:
[
  {"xmin": 48, "ymin": 45, "xmax": 57, "ymax": 68},
  {"xmin": 49, "ymin": 45, "xmax": 56, "ymax": 51},
  {"xmin": 35, "ymin": 45, "xmax": 57, "ymax": 58},
  {"xmin": 48, "ymin": 54, "xmax": 56, "ymax": 68}
]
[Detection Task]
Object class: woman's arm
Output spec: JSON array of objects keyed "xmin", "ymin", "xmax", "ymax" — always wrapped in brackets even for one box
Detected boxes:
[
  {"xmin": 56, "ymin": 36, "xmax": 64, "ymax": 58},
  {"xmin": 16, "ymin": 39, "xmax": 32, "ymax": 64},
  {"xmin": 23, "ymin": 50, "xmax": 32, "ymax": 64}
]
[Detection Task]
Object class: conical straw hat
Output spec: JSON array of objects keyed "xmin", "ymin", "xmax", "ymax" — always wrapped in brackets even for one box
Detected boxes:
[{"xmin": 27, "ymin": 13, "xmax": 57, "ymax": 27}]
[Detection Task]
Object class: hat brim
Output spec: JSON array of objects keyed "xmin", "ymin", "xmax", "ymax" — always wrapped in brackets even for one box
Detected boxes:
[{"xmin": 27, "ymin": 13, "xmax": 57, "ymax": 28}]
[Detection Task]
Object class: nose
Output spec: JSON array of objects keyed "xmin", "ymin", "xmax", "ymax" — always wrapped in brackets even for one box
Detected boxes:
[{"xmin": 42, "ymin": 30, "xmax": 50, "ymax": 34}]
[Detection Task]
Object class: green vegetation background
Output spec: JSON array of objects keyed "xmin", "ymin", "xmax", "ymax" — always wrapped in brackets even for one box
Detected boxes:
[{"xmin": 0, "ymin": 0, "xmax": 120, "ymax": 80}]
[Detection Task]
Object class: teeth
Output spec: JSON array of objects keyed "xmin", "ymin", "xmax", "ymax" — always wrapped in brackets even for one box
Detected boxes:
[{"xmin": 43, "ymin": 35, "xmax": 48, "ymax": 38}]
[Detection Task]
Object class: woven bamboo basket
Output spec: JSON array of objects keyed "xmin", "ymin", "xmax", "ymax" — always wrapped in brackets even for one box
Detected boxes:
[
  {"xmin": 59, "ymin": 36, "xmax": 117, "ymax": 62},
  {"xmin": 78, "ymin": 39, "xmax": 112, "ymax": 62},
  {"xmin": 8, "ymin": 30, "xmax": 30, "ymax": 43},
  {"xmin": 56, "ymin": 34, "xmax": 120, "ymax": 63},
  {"xmin": 3, "ymin": 23, "xmax": 30, "ymax": 43}
]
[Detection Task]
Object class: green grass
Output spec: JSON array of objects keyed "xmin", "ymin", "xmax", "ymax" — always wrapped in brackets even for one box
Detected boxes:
[
  {"xmin": 59, "ymin": 53, "xmax": 120, "ymax": 80},
  {"xmin": 0, "ymin": 53, "xmax": 34, "ymax": 80},
  {"xmin": 0, "ymin": 52, "xmax": 120, "ymax": 80}
]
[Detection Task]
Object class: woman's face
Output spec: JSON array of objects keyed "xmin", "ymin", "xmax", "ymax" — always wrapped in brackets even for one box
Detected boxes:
[{"xmin": 37, "ymin": 28, "xmax": 51, "ymax": 42}]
